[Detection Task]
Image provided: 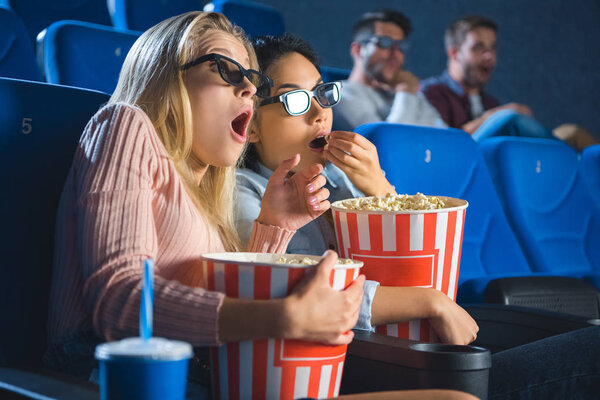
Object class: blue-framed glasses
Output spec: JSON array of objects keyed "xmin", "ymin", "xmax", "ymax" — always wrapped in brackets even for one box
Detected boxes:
[
  {"xmin": 259, "ymin": 81, "xmax": 342, "ymax": 116},
  {"xmin": 181, "ymin": 53, "xmax": 273, "ymax": 98},
  {"xmin": 365, "ymin": 35, "xmax": 410, "ymax": 53}
]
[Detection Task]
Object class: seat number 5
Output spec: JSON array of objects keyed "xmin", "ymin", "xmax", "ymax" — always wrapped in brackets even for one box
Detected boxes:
[{"xmin": 22, "ymin": 118, "xmax": 32, "ymax": 135}]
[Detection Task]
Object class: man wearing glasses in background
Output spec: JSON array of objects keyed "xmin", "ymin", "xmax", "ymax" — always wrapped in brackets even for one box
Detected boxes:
[
  {"xmin": 420, "ymin": 15, "xmax": 597, "ymax": 151},
  {"xmin": 332, "ymin": 10, "xmax": 445, "ymax": 132}
]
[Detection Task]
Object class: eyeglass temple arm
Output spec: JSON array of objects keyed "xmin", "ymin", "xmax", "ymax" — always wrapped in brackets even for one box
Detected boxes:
[{"xmin": 259, "ymin": 96, "xmax": 282, "ymax": 107}]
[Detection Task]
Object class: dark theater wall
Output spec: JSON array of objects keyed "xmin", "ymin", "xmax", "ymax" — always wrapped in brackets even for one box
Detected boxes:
[{"xmin": 247, "ymin": 0, "xmax": 600, "ymax": 139}]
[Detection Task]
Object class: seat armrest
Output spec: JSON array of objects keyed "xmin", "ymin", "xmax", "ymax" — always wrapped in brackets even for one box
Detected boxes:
[
  {"xmin": 0, "ymin": 368, "xmax": 98, "ymax": 400},
  {"xmin": 341, "ymin": 330, "xmax": 491, "ymax": 399},
  {"xmin": 483, "ymin": 276, "xmax": 600, "ymax": 318},
  {"xmin": 463, "ymin": 303, "xmax": 595, "ymax": 352}
]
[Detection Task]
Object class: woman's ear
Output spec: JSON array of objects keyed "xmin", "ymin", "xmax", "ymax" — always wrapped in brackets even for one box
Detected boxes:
[{"xmin": 248, "ymin": 120, "xmax": 260, "ymax": 144}]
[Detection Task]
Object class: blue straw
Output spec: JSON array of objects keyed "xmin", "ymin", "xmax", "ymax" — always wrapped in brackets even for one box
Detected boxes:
[{"xmin": 140, "ymin": 258, "xmax": 154, "ymax": 341}]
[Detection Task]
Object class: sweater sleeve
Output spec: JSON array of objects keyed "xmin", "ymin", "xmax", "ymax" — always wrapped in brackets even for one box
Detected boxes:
[
  {"xmin": 332, "ymin": 84, "xmax": 384, "ymax": 131},
  {"xmin": 422, "ymin": 85, "xmax": 453, "ymax": 127},
  {"xmin": 387, "ymin": 92, "xmax": 446, "ymax": 128},
  {"xmin": 234, "ymin": 171, "xmax": 265, "ymax": 248},
  {"xmin": 76, "ymin": 104, "xmax": 224, "ymax": 346}
]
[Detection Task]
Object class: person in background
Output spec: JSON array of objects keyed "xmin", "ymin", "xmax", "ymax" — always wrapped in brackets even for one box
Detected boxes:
[
  {"xmin": 421, "ymin": 15, "xmax": 597, "ymax": 150},
  {"xmin": 332, "ymin": 10, "xmax": 445, "ymax": 132},
  {"xmin": 236, "ymin": 33, "xmax": 600, "ymax": 400}
]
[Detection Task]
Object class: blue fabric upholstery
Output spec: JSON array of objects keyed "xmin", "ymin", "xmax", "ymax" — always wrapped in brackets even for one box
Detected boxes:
[
  {"xmin": 319, "ymin": 66, "xmax": 350, "ymax": 83},
  {"xmin": 207, "ymin": 0, "xmax": 284, "ymax": 37},
  {"xmin": 0, "ymin": 7, "xmax": 42, "ymax": 81},
  {"xmin": 109, "ymin": 0, "xmax": 201, "ymax": 31},
  {"xmin": 39, "ymin": 20, "xmax": 140, "ymax": 94},
  {"xmin": 354, "ymin": 122, "xmax": 532, "ymax": 302},
  {"xmin": 6, "ymin": 0, "xmax": 111, "ymax": 46},
  {"xmin": 480, "ymin": 137, "xmax": 600, "ymax": 280},
  {"xmin": 0, "ymin": 77, "xmax": 109, "ymax": 368},
  {"xmin": 581, "ymin": 144, "xmax": 600, "ymax": 212}
]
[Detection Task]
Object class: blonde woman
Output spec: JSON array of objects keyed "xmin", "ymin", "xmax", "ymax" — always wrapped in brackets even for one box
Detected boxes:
[{"xmin": 45, "ymin": 10, "xmax": 364, "ymax": 382}]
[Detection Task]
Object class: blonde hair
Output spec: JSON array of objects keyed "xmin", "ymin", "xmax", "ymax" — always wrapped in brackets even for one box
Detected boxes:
[{"xmin": 110, "ymin": 11, "xmax": 257, "ymax": 251}]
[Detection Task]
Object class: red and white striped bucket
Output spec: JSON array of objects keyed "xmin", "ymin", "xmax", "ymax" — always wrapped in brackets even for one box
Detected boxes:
[
  {"xmin": 331, "ymin": 196, "xmax": 468, "ymax": 342},
  {"xmin": 201, "ymin": 252, "xmax": 363, "ymax": 400}
]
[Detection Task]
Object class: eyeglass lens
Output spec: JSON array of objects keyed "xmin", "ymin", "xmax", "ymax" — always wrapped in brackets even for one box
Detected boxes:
[
  {"xmin": 374, "ymin": 36, "xmax": 408, "ymax": 52},
  {"xmin": 285, "ymin": 83, "xmax": 340, "ymax": 115},
  {"xmin": 217, "ymin": 57, "xmax": 271, "ymax": 98}
]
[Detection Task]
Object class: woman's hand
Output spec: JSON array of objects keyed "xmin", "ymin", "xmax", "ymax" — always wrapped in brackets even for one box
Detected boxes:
[
  {"xmin": 283, "ymin": 251, "xmax": 365, "ymax": 345},
  {"xmin": 427, "ymin": 290, "xmax": 479, "ymax": 345},
  {"xmin": 257, "ymin": 154, "xmax": 330, "ymax": 231},
  {"xmin": 324, "ymin": 131, "xmax": 395, "ymax": 197}
]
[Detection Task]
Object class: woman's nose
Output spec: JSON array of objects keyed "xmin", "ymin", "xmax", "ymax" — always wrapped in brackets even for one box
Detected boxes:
[
  {"xmin": 308, "ymin": 98, "xmax": 328, "ymax": 123},
  {"xmin": 234, "ymin": 76, "xmax": 257, "ymax": 99}
]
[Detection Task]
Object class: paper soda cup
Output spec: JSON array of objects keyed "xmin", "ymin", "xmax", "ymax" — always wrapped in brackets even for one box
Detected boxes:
[
  {"xmin": 201, "ymin": 252, "xmax": 363, "ymax": 400},
  {"xmin": 331, "ymin": 196, "xmax": 468, "ymax": 341},
  {"xmin": 95, "ymin": 337, "xmax": 193, "ymax": 400}
]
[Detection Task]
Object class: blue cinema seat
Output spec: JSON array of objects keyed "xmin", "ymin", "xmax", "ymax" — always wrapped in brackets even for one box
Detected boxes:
[
  {"xmin": 480, "ymin": 137, "xmax": 600, "ymax": 288},
  {"xmin": 38, "ymin": 20, "xmax": 140, "ymax": 93},
  {"xmin": 205, "ymin": 0, "xmax": 285, "ymax": 37},
  {"xmin": 355, "ymin": 122, "xmax": 533, "ymax": 302},
  {"xmin": 0, "ymin": 7, "xmax": 42, "ymax": 81},
  {"xmin": 581, "ymin": 144, "xmax": 600, "ymax": 212},
  {"xmin": 108, "ymin": 0, "xmax": 201, "ymax": 31},
  {"xmin": 0, "ymin": 77, "xmax": 108, "ymax": 398},
  {"xmin": 355, "ymin": 122, "xmax": 599, "ymax": 309},
  {"xmin": 320, "ymin": 66, "xmax": 350, "ymax": 83},
  {"xmin": 5, "ymin": 0, "xmax": 111, "ymax": 46},
  {"xmin": 353, "ymin": 123, "xmax": 597, "ymax": 350}
]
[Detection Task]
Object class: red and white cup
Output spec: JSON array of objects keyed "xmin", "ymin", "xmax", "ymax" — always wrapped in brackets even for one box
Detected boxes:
[
  {"xmin": 201, "ymin": 252, "xmax": 363, "ymax": 400},
  {"xmin": 331, "ymin": 196, "xmax": 468, "ymax": 342}
]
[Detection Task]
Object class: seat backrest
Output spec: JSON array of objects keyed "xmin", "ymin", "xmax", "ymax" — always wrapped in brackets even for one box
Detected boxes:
[
  {"xmin": 320, "ymin": 66, "xmax": 350, "ymax": 83},
  {"xmin": 480, "ymin": 137, "xmax": 600, "ymax": 275},
  {"xmin": 7, "ymin": 0, "xmax": 111, "ymax": 46},
  {"xmin": 206, "ymin": 0, "xmax": 285, "ymax": 37},
  {"xmin": 0, "ymin": 77, "xmax": 109, "ymax": 368},
  {"xmin": 354, "ymin": 123, "xmax": 532, "ymax": 290},
  {"xmin": 39, "ymin": 20, "xmax": 140, "ymax": 93},
  {"xmin": 581, "ymin": 144, "xmax": 600, "ymax": 212},
  {"xmin": 0, "ymin": 7, "xmax": 42, "ymax": 81},
  {"xmin": 108, "ymin": 0, "xmax": 201, "ymax": 31}
]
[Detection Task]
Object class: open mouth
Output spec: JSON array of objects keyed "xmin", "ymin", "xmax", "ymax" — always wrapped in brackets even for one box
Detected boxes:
[
  {"xmin": 480, "ymin": 66, "xmax": 492, "ymax": 75},
  {"xmin": 231, "ymin": 111, "xmax": 251, "ymax": 138},
  {"xmin": 309, "ymin": 136, "xmax": 328, "ymax": 149}
]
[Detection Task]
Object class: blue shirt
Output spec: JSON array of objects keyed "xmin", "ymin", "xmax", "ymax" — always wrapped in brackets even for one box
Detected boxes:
[{"xmin": 235, "ymin": 161, "xmax": 378, "ymax": 331}]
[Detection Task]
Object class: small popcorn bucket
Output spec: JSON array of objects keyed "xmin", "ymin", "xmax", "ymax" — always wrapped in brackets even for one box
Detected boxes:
[
  {"xmin": 331, "ymin": 196, "xmax": 468, "ymax": 342},
  {"xmin": 201, "ymin": 252, "xmax": 363, "ymax": 400}
]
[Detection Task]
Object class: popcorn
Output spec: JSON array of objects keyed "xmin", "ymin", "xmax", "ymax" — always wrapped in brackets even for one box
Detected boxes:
[
  {"xmin": 275, "ymin": 256, "xmax": 354, "ymax": 265},
  {"xmin": 337, "ymin": 192, "xmax": 447, "ymax": 211}
]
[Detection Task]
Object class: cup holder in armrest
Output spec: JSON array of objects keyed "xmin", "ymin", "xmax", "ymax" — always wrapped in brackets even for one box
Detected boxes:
[
  {"xmin": 410, "ymin": 342, "xmax": 489, "ymax": 354},
  {"xmin": 340, "ymin": 330, "xmax": 491, "ymax": 400}
]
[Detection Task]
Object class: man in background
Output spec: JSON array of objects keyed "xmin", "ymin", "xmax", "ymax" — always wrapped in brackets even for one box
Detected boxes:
[
  {"xmin": 421, "ymin": 15, "xmax": 596, "ymax": 151},
  {"xmin": 332, "ymin": 10, "xmax": 445, "ymax": 132}
]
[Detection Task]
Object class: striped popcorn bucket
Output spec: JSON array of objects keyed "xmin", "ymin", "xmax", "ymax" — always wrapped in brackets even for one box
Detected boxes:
[
  {"xmin": 201, "ymin": 252, "xmax": 363, "ymax": 400},
  {"xmin": 331, "ymin": 196, "xmax": 468, "ymax": 342}
]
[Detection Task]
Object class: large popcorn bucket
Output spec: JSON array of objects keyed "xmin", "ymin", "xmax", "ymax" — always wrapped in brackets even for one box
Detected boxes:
[
  {"xmin": 332, "ymin": 196, "xmax": 468, "ymax": 342},
  {"xmin": 201, "ymin": 252, "xmax": 363, "ymax": 400}
]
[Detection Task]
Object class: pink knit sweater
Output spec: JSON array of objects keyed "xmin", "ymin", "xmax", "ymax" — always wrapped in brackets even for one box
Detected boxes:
[{"xmin": 47, "ymin": 103, "xmax": 295, "ymax": 351}]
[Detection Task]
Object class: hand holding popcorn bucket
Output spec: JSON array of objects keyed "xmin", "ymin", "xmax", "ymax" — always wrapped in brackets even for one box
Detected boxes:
[
  {"xmin": 201, "ymin": 253, "xmax": 363, "ymax": 400},
  {"xmin": 332, "ymin": 193, "xmax": 468, "ymax": 342}
]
